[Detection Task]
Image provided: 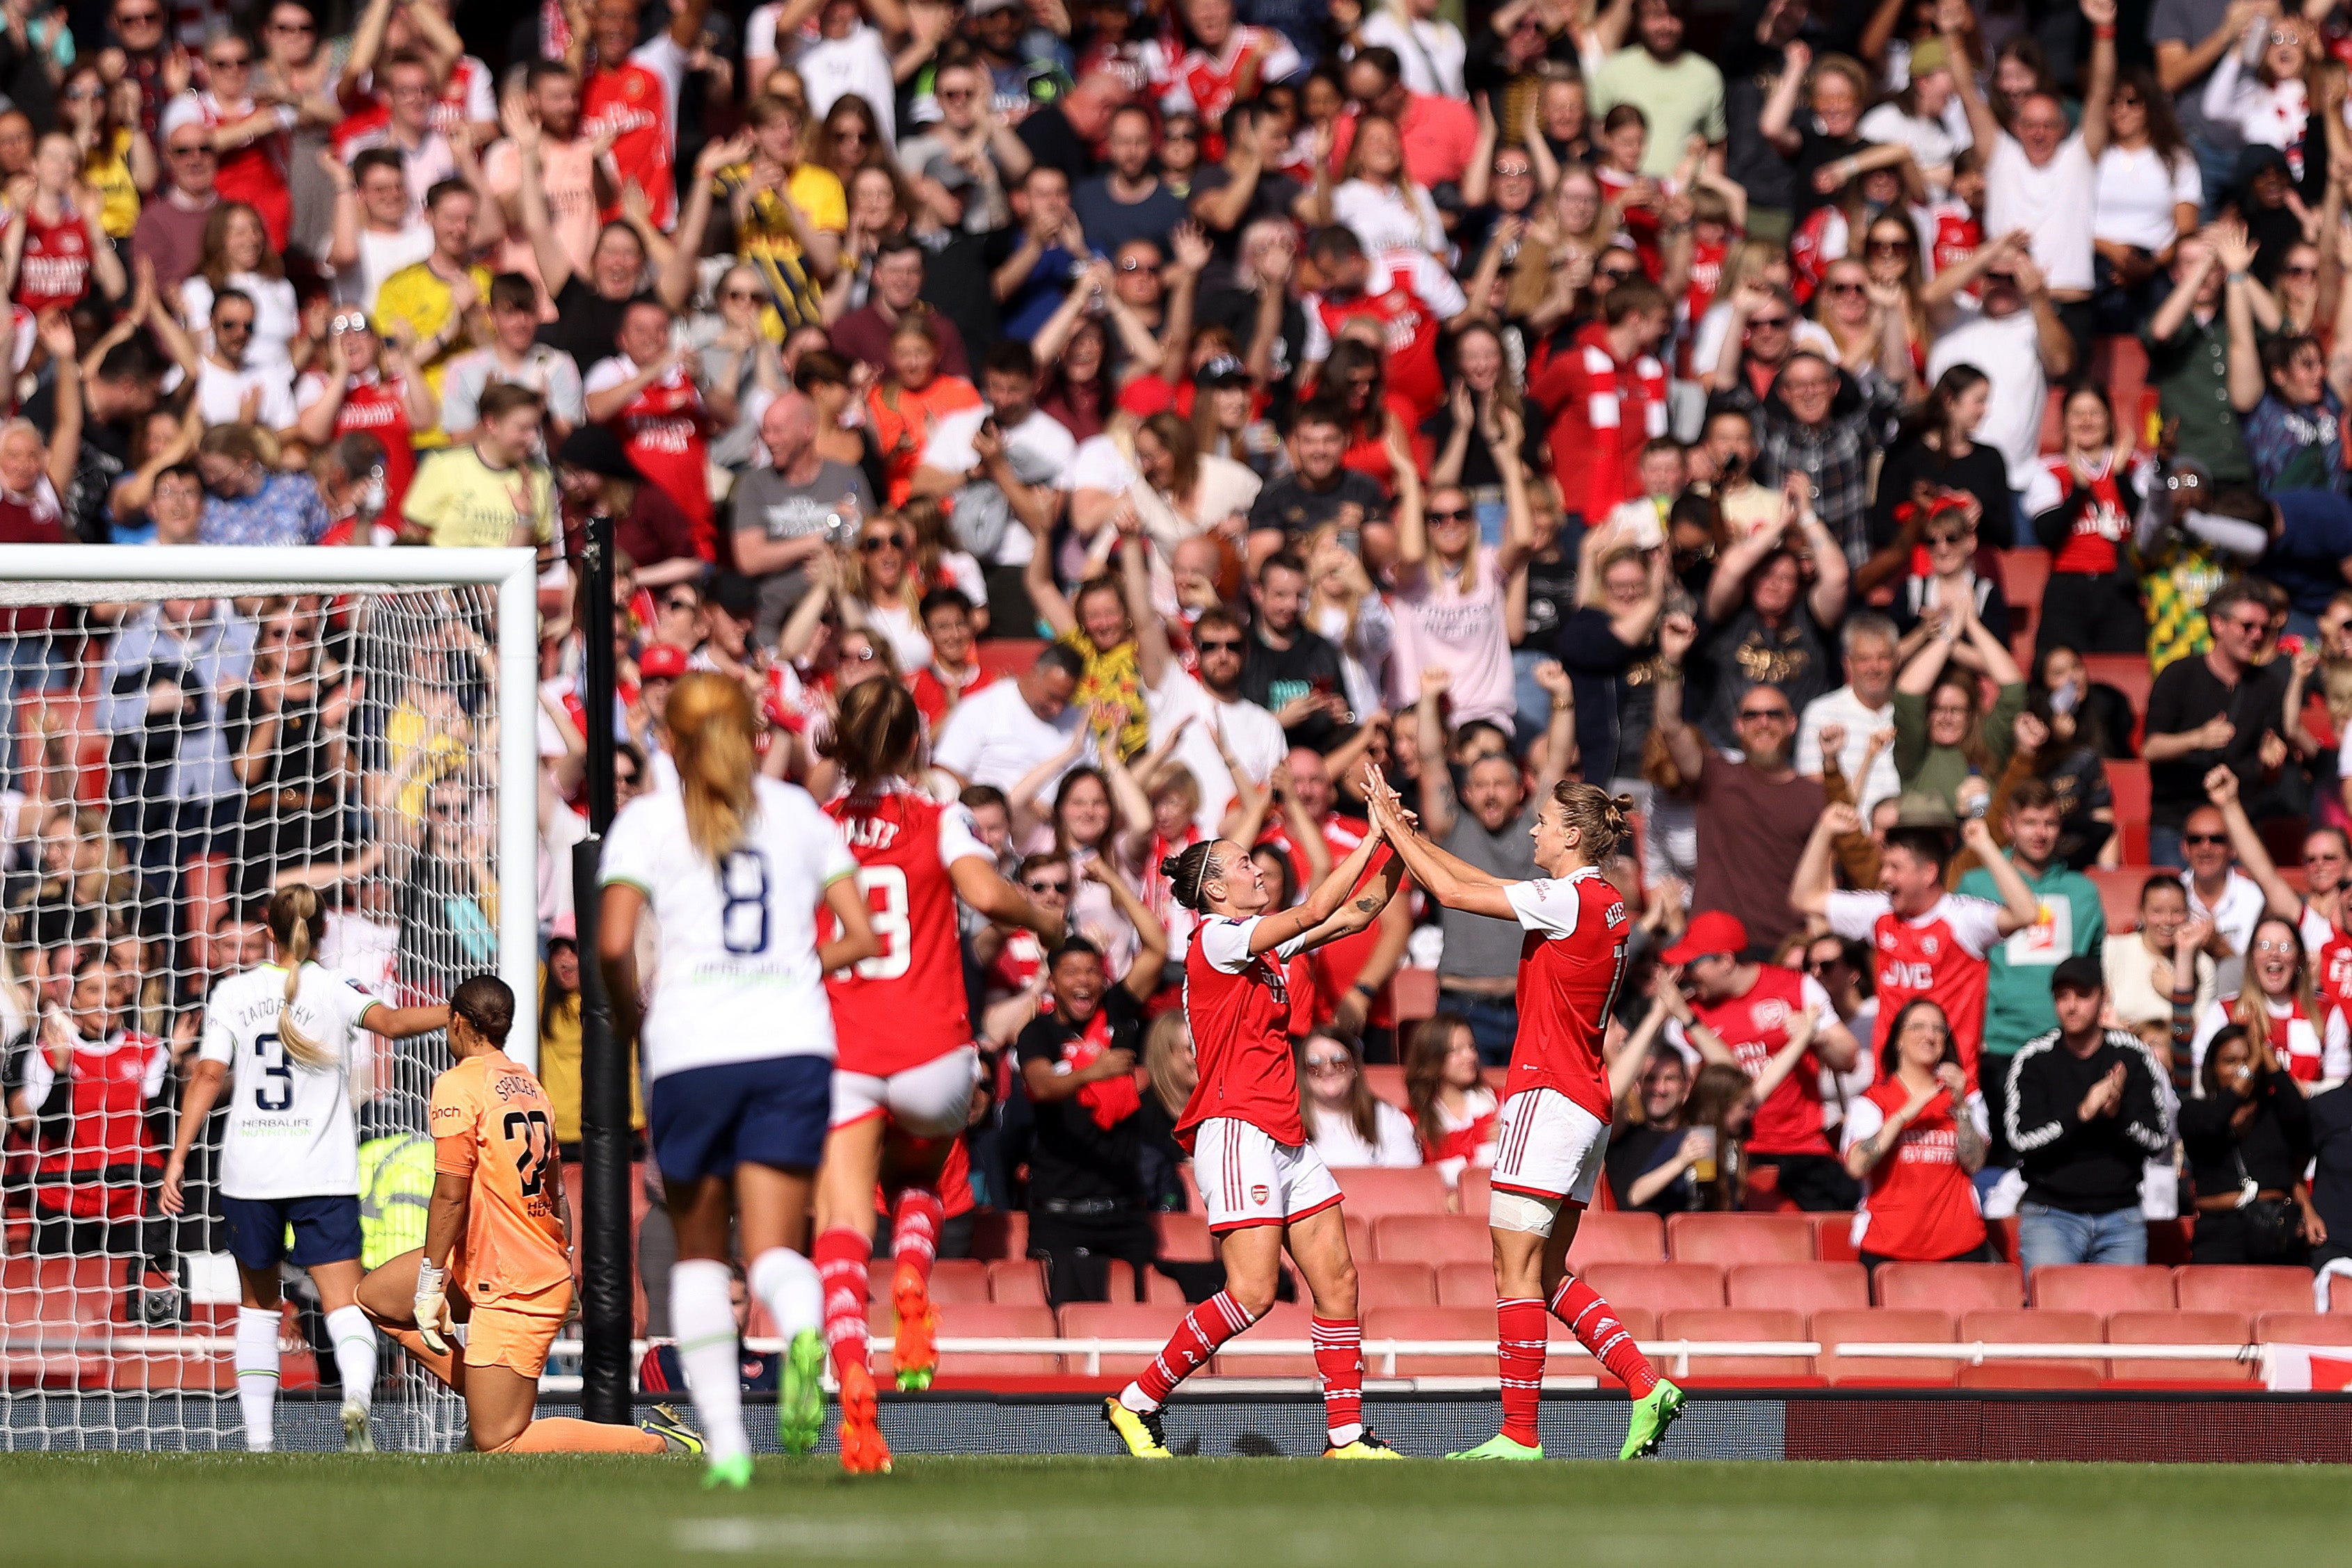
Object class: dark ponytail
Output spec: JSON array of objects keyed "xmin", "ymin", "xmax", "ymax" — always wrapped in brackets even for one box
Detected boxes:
[{"xmin": 1160, "ymin": 840, "xmax": 1221, "ymax": 913}]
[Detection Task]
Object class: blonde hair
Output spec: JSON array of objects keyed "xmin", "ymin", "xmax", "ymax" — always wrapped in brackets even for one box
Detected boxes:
[
  {"xmin": 667, "ymin": 672, "xmax": 760, "ymax": 866},
  {"xmin": 1140, "ymin": 1011, "xmax": 1195, "ymax": 1119},
  {"xmin": 267, "ymin": 883, "xmax": 340, "ymax": 1069}
]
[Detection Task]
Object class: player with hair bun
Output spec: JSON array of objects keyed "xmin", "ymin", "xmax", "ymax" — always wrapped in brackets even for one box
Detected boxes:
[
  {"xmin": 599, "ymin": 672, "xmax": 881, "ymax": 1489},
  {"xmin": 1101, "ymin": 809, "xmax": 1408, "ymax": 1461},
  {"xmin": 810, "ymin": 680, "xmax": 1064, "ymax": 1474},
  {"xmin": 1364, "ymin": 774, "xmax": 1687, "ymax": 1462},
  {"xmin": 355, "ymin": 975, "xmax": 702, "ymax": 1457},
  {"xmin": 160, "ymin": 883, "xmax": 454, "ymax": 1455}
]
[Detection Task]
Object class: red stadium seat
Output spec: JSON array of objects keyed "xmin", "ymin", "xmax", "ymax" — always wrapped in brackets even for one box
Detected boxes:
[
  {"xmin": 1356, "ymin": 1262, "xmax": 1437, "ymax": 1309},
  {"xmin": 1958, "ymin": 1361, "xmax": 2101, "ymax": 1389},
  {"xmin": 1725, "ymin": 1261, "xmax": 1869, "ymax": 1314},
  {"xmin": 1666, "ymin": 1213, "xmax": 1814, "ymax": 1264},
  {"xmin": 1057, "ymin": 1302, "xmax": 1192, "ymax": 1380},
  {"xmin": 1214, "ymin": 1302, "xmax": 1315, "ymax": 1377},
  {"xmin": 1361, "ymin": 1064, "xmax": 1407, "ymax": 1111},
  {"xmin": 935, "ymin": 1304, "xmax": 1062, "ymax": 1377},
  {"xmin": 1437, "ymin": 1261, "xmax": 1495, "ymax": 1307},
  {"xmin": 1459, "ymin": 1167, "xmax": 1491, "ymax": 1214},
  {"xmin": 1364, "ymin": 1305, "xmax": 1494, "ymax": 1375},
  {"xmin": 1812, "ymin": 1308, "xmax": 1954, "ymax": 1384},
  {"xmin": 2104, "ymin": 761, "xmax": 2151, "ymax": 862},
  {"xmin": 1582, "ymin": 1261, "xmax": 1725, "ymax": 1313},
  {"xmin": 1346, "ymin": 1215, "xmax": 1374, "ymax": 1263},
  {"xmin": 1373, "ymin": 1213, "xmax": 1491, "ymax": 1264},
  {"xmin": 1336, "ymin": 1167, "xmax": 1447, "ymax": 1215},
  {"xmin": 2253, "ymin": 1311, "xmax": 2352, "ymax": 1345},
  {"xmin": 1998, "ymin": 549, "xmax": 2051, "ymax": 617},
  {"xmin": 2106, "ymin": 1309, "xmax": 2254, "ymax": 1384},
  {"xmin": 928, "ymin": 1258, "xmax": 990, "ymax": 1304},
  {"xmin": 1153, "ymin": 1213, "xmax": 1212, "ymax": 1261},
  {"xmin": 1566, "ymin": 1210, "xmax": 1665, "ymax": 1266},
  {"xmin": 2081, "ymin": 655, "xmax": 2154, "ymax": 734},
  {"xmin": 1178, "ymin": 1167, "xmax": 1201, "ymax": 1214},
  {"xmin": 1655, "ymin": 1308, "xmax": 1811, "ymax": 1379},
  {"xmin": 986, "ymin": 1259, "xmax": 1049, "ymax": 1305},
  {"xmin": 2174, "ymin": 1265, "xmax": 2313, "ymax": 1315},
  {"xmin": 2088, "ymin": 867, "xmax": 2159, "ymax": 933},
  {"xmin": 2029, "ymin": 1263, "xmax": 2175, "ymax": 1314},
  {"xmin": 1, "ymin": 1257, "xmax": 123, "ymax": 1391},
  {"xmin": 1873, "ymin": 1261, "xmax": 2024, "ymax": 1311},
  {"xmin": 1390, "ymin": 968, "xmax": 1439, "ymax": 1024},
  {"xmin": 1809, "ymin": 1213, "xmax": 1860, "ymax": 1263},
  {"xmin": 1957, "ymin": 1308, "xmax": 2106, "ymax": 1377}
]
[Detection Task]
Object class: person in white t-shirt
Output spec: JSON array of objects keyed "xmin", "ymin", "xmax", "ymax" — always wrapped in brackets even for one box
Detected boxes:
[
  {"xmin": 797, "ymin": 0, "xmax": 898, "ymax": 145},
  {"xmin": 1300, "ymin": 1031, "xmax": 1423, "ymax": 1168},
  {"xmin": 598, "ymin": 672, "xmax": 880, "ymax": 1487},
  {"xmin": 1360, "ymin": 0, "xmax": 1466, "ymax": 99},
  {"xmin": 1857, "ymin": 35, "xmax": 1971, "ymax": 196},
  {"xmin": 159, "ymin": 885, "xmax": 452, "ymax": 1455},
  {"xmin": 1945, "ymin": 0, "xmax": 2113, "ymax": 348},
  {"xmin": 911, "ymin": 341, "xmax": 1076, "ymax": 595},
  {"xmin": 932, "ymin": 641, "xmax": 1087, "ymax": 792},
  {"xmin": 1923, "ymin": 230, "xmax": 2077, "ymax": 494},
  {"xmin": 2091, "ymin": 70, "xmax": 2202, "ymax": 331}
]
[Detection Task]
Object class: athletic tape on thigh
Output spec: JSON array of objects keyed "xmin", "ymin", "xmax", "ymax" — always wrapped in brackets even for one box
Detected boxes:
[{"xmin": 1489, "ymin": 1190, "xmax": 1562, "ymax": 1237}]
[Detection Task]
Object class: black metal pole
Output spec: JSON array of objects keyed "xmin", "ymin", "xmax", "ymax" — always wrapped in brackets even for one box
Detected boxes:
[{"xmin": 575, "ymin": 511, "xmax": 630, "ymax": 1424}]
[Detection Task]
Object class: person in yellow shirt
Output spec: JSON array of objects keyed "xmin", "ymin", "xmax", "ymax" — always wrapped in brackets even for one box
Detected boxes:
[
  {"xmin": 712, "ymin": 93, "xmax": 845, "ymax": 335},
  {"xmin": 372, "ymin": 178, "xmax": 494, "ymax": 442},
  {"xmin": 356, "ymin": 973, "xmax": 698, "ymax": 1455},
  {"xmin": 401, "ymin": 383, "xmax": 556, "ymax": 549}
]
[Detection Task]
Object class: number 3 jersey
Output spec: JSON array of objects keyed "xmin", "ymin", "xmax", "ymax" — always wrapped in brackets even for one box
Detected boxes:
[
  {"xmin": 824, "ymin": 784, "xmax": 994, "ymax": 1076},
  {"xmin": 429, "ymin": 1050, "xmax": 570, "ymax": 1306},
  {"xmin": 602, "ymin": 775, "xmax": 857, "ymax": 1082},
  {"xmin": 198, "ymin": 962, "xmax": 383, "ymax": 1200}
]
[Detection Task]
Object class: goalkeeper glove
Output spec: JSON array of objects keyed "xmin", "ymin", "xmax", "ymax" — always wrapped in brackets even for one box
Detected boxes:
[{"xmin": 414, "ymin": 1258, "xmax": 452, "ymax": 1355}]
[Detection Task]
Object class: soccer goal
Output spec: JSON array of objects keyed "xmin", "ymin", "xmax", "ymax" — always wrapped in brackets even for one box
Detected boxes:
[{"xmin": 0, "ymin": 546, "xmax": 540, "ymax": 1452}]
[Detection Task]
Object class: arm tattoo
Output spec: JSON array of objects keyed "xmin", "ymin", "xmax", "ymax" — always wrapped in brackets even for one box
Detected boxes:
[{"xmin": 1351, "ymin": 892, "xmax": 1382, "ymax": 913}]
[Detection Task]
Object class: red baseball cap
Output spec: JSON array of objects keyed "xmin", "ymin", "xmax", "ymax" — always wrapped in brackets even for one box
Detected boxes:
[
  {"xmin": 1659, "ymin": 909, "xmax": 1748, "ymax": 967},
  {"xmin": 639, "ymin": 644, "xmax": 691, "ymax": 680}
]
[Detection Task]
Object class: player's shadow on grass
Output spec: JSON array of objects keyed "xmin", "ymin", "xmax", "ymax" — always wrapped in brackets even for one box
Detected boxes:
[{"xmin": 1226, "ymin": 1433, "xmax": 1281, "ymax": 1457}]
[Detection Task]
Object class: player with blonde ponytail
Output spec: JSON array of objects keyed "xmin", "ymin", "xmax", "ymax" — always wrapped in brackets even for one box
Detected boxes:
[
  {"xmin": 161, "ymin": 883, "xmax": 454, "ymax": 1454},
  {"xmin": 1364, "ymin": 773, "xmax": 1686, "ymax": 1462},
  {"xmin": 600, "ymin": 672, "xmax": 883, "ymax": 1489}
]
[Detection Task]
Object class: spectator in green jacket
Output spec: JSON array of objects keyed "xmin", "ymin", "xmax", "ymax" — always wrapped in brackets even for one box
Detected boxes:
[{"xmin": 1892, "ymin": 593, "xmax": 2026, "ymax": 810}]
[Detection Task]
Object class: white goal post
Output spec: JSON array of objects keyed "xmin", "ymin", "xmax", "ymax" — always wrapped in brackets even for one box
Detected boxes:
[{"xmin": 0, "ymin": 545, "xmax": 540, "ymax": 1452}]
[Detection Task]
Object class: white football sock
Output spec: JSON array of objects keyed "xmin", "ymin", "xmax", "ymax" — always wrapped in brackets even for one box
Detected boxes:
[
  {"xmin": 747, "ymin": 1247, "xmax": 822, "ymax": 1341},
  {"xmin": 671, "ymin": 1260, "xmax": 747, "ymax": 1463},
  {"xmin": 234, "ymin": 1306, "xmax": 280, "ymax": 1453},
  {"xmin": 325, "ymin": 1304, "xmax": 376, "ymax": 1412}
]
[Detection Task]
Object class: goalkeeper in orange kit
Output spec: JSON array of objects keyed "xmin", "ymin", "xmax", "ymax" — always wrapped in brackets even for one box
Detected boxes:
[{"xmin": 357, "ymin": 975, "xmax": 699, "ymax": 1455}]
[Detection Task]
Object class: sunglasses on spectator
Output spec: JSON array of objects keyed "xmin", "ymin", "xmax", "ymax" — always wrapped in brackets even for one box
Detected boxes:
[
  {"xmin": 116, "ymin": 6, "xmax": 161, "ymax": 22},
  {"xmin": 1117, "ymin": 257, "xmax": 1155, "ymax": 273},
  {"xmin": 216, "ymin": 317, "xmax": 255, "ymax": 333},
  {"xmin": 1600, "ymin": 265, "xmax": 1639, "ymax": 282},
  {"xmin": 210, "ymin": 51, "xmax": 252, "ymax": 67},
  {"xmin": 1748, "ymin": 314, "xmax": 1791, "ymax": 329},
  {"xmin": 1494, "ymin": 161, "xmax": 1533, "ymax": 177},
  {"xmin": 937, "ymin": 88, "xmax": 974, "ymax": 102},
  {"xmin": 170, "ymin": 142, "xmax": 217, "ymax": 158},
  {"xmin": 2222, "ymin": 615, "xmax": 2269, "ymax": 634},
  {"xmin": 1867, "ymin": 236, "xmax": 1912, "ymax": 253},
  {"xmin": 2181, "ymin": 833, "xmax": 2230, "ymax": 846},
  {"xmin": 1025, "ymin": 877, "xmax": 1069, "ymax": 893},
  {"xmin": 1825, "ymin": 280, "xmax": 1868, "ymax": 296},
  {"xmin": 722, "ymin": 287, "xmax": 762, "ymax": 301},
  {"xmin": 861, "ymin": 533, "xmax": 908, "ymax": 552},
  {"xmin": 1737, "ymin": 705, "xmax": 1791, "ymax": 722},
  {"xmin": 1195, "ymin": 637, "xmax": 1245, "ymax": 653},
  {"xmin": 1428, "ymin": 507, "xmax": 1474, "ymax": 524},
  {"xmin": 2256, "ymin": 938, "xmax": 2299, "ymax": 954},
  {"xmin": 1806, "ymin": 953, "xmax": 1843, "ymax": 973},
  {"xmin": 65, "ymin": 86, "xmax": 102, "ymax": 101},
  {"xmin": 2113, "ymin": 93, "xmax": 2145, "ymax": 108}
]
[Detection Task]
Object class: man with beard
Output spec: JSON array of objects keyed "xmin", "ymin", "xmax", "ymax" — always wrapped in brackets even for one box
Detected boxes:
[{"xmin": 484, "ymin": 61, "xmax": 609, "ymax": 299}]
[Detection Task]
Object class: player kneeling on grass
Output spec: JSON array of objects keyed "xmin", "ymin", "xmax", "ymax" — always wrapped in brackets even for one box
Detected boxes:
[
  {"xmin": 1103, "ymin": 812, "xmax": 1408, "ymax": 1460},
  {"xmin": 356, "ymin": 975, "xmax": 701, "ymax": 1457},
  {"xmin": 161, "ymin": 885, "xmax": 456, "ymax": 1455},
  {"xmin": 1365, "ymin": 771, "xmax": 1684, "ymax": 1460}
]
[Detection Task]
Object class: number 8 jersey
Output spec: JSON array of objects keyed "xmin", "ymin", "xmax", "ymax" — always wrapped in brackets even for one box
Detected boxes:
[
  {"xmin": 601, "ymin": 774, "xmax": 858, "ymax": 1082},
  {"xmin": 824, "ymin": 784, "xmax": 993, "ymax": 1075},
  {"xmin": 198, "ymin": 963, "xmax": 385, "ymax": 1199}
]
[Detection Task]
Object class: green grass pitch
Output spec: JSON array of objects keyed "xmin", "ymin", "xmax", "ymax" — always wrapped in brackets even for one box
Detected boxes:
[{"xmin": 1, "ymin": 1455, "xmax": 2346, "ymax": 1567}]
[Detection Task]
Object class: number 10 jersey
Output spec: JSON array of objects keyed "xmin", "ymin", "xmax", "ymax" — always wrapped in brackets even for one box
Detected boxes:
[
  {"xmin": 602, "ymin": 776, "xmax": 858, "ymax": 1083},
  {"xmin": 198, "ymin": 962, "xmax": 384, "ymax": 1200},
  {"xmin": 824, "ymin": 784, "xmax": 995, "ymax": 1077}
]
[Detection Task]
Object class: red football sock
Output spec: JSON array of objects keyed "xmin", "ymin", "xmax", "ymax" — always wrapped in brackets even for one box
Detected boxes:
[
  {"xmin": 1496, "ymin": 1297, "xmax": 1549, "ymax": 1447},
  {"xmin": 1549, "ymin": 1274, "xmax": 1658, "ymax": 1398},
  {"xmin": 890, "ymin": 1188, "xmax": 943, "ymax": 1283},
  {"xmin": 813, "ymin": 1226, "xmax": 872, "ymax": 1384},
  {"xmin": 1310, "ymin": 1316, "xmax": 1365, "ymax": 1445},
  {"xmin": 1131, "ymin": 1290, "xmax": 1256, "ymax": 1408}
]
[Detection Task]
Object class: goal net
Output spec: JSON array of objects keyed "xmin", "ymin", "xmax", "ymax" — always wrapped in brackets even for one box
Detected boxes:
[{"xmin": 0, "ymin": 547, "xmax": 540, "ymax": 1452}]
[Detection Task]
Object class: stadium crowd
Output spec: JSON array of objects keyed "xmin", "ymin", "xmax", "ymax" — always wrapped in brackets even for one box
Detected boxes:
[{"xmin": 13, "ymin": 0, "xmax": 2352, "ymax": 1382}]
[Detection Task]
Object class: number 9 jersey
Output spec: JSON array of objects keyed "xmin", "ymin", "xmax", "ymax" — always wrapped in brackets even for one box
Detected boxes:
[
  {"xmin": 198, "ymin": 963, "xmax": 385, "ymax": 1199},
  {"xmin": 823, "ymin": 784, "xmax": 994, "ymax": 1076},
  {"xmin": 600, "ymin": 774, "xmax": 858, "ymax": 1083}
]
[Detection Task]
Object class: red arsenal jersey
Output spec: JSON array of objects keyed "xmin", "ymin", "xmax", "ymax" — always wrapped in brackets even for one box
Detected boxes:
[
  {"xmin": 297, "ymin": 371, "xmax": 419, "ymax": 515},
  {"xmin": 13, "ymin": 206, "xmax": 93, "ymax": 314},
  {"xmin": 582, "ymin": 63, "xmax": 675, "ymax": 230},
  {"xmin": 1309, "ymin": 253, "xmax": 1461, "ymax": 419},
  {"xmin": 1501, "ymin": 867, "xmax": 1630, "ymax": 1124},
  {"xmin": 824, "ymin": 785, "xmax": 991, "ymax": 1076},
  {"xmin": 2040, "ymin": 456, "xmax": 2128, "ymax": 575},
  {"xmin": 1690, "ymin": 966, "xmax": 1837, "ymax": 1158},
  {"xmin": 1529, "ymin": 320, "xmax": 1668, "ymax": 526},
  {"xmin": 1826, "ymin": 890, "xmax": 2006, "ymax": 1085},
  {"xmin": 586, "ymin": 355, "xmax": 713, "ymax": 547},
  {"xmin": 1302, "ymin": 815, "xmax": 1405, "ymax": 1031},
  {"xmin": 192, "ymin": 90, "xmax": 292, "ymax": 250},
  {"xmin": 1176, "ymin": 913, "xmax": 1311, "ymax": 1149},
  {"xmin": 1844, "ymin": 1077, "xmax": 1987, "ymax": 1263}
]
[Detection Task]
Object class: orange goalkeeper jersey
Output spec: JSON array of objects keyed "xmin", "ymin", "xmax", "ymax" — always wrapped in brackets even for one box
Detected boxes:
[{"xmin": 429, "ymin": 1050, "xmax": 570, "ymax": 1309}]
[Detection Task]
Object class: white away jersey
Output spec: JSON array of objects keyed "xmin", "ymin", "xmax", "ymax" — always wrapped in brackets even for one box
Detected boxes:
[
  {"xmin": 601, "ymin": 775, "xmax": 858, "ymax": 1081},
  {"xmin": 198, "ymin": 963, "xmax": 383, "ymax": 1199}
]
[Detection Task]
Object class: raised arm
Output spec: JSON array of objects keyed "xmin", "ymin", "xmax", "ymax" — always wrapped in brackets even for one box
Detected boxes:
[
  {"xmin": 1412, "ymin": 668, "xmax": 1458, "ymax": 841},
  {"xmin": 1650, "ymin": 607, "xmax": 1707, "ymax": 784},
  {"xmin": 1961, "ymin": 814, "xmax": 2045, "ymax": 935},
  {"xmin": 1238, "ymin": 814, "xmax": 1391, "ymax": 954},
  {"xmin": 2204, "ymin": 764, "xmax": 2307, "ymax": 922},
  {"xmin": 1941, "ymin": 0, "xmax": 1999, "ymax": 155},
  {"xmin": 2079, "ymin": 0, "xmax": 2119, "ymax": 159},
  {"xmin": 1791, "ymin": 801, "xmax": 1862, "ymax": 920}
]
